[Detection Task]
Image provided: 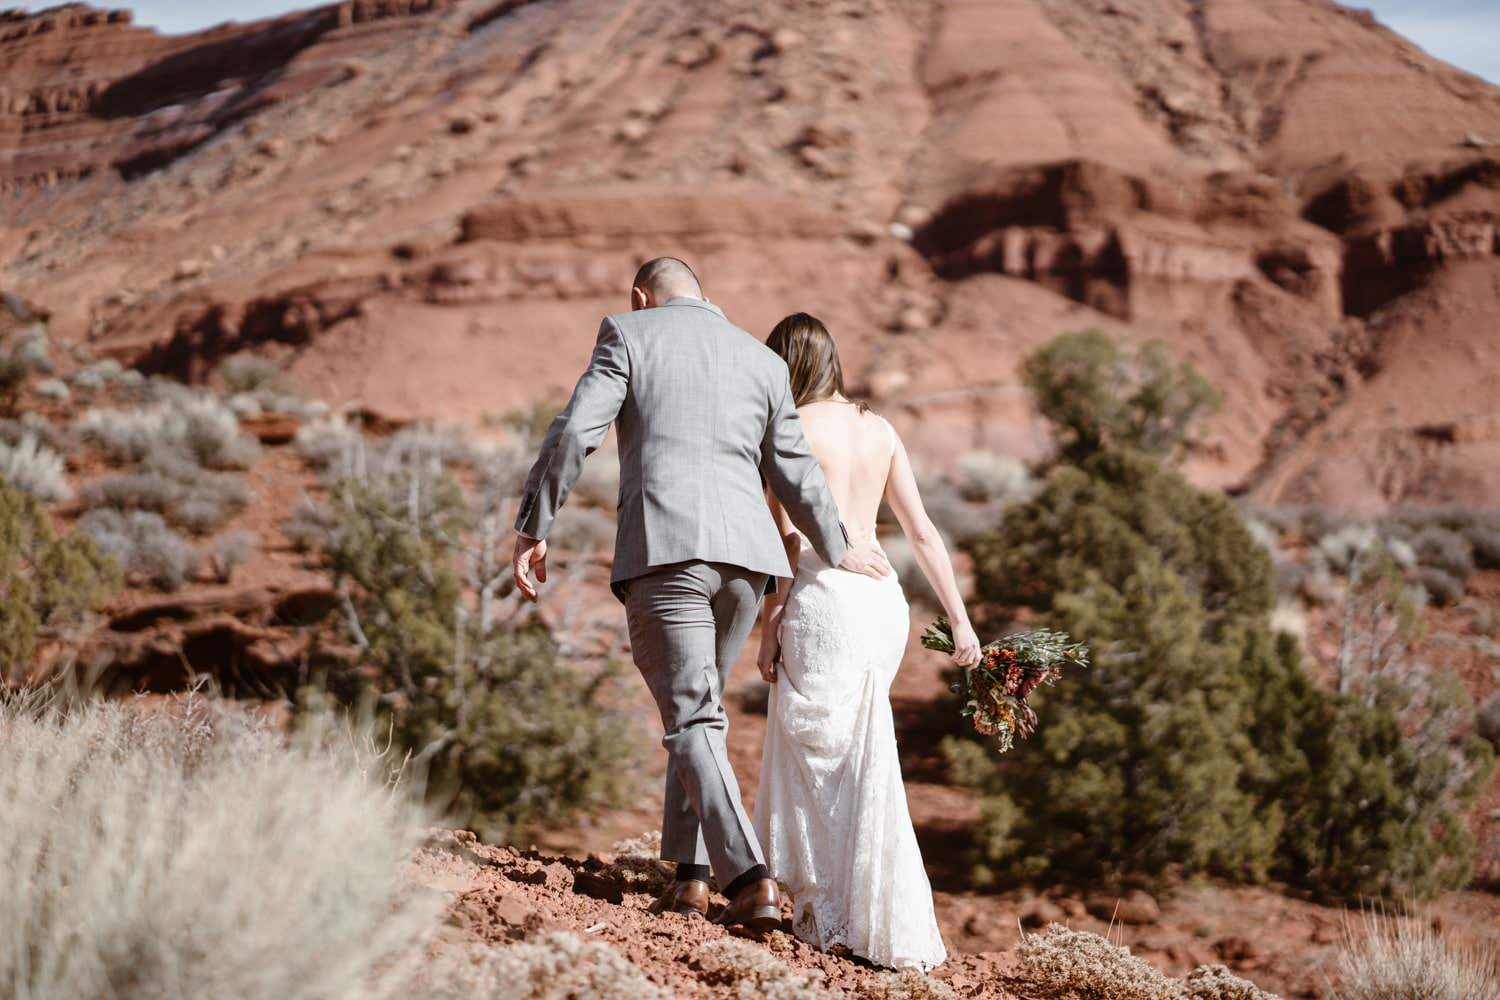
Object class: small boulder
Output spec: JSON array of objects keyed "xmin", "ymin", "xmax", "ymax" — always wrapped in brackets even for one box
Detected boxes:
[
  {"xmin": 1019, "ymin": 898, "xmax": 1068, "ymax": 929},
  {"xmin": 1085, "ymin": 889, "xmax": 1160, "ymax": 925}
]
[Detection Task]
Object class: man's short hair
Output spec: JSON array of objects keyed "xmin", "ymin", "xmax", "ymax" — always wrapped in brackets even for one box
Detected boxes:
[{"xmin": 632, "ymin": 257, "xmax": 701, "ymax": 299}]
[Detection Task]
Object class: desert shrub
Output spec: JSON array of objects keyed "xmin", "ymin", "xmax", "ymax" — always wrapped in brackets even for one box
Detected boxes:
[
  {"xmin": 1479, "ymin": 693, "xmax": 1500, "ymax": 751},
  {"xmin": 1017, "ymin": 923, "xmax": 1176, "ymax": 999},
  {"xmin": 1416, "ymin": 566, "xmax": 1465, "ymax": 607},
  {"xmin": 178, "ymin": 395, "xmax": 261, "ymax": 468},
  {"xmin": 11, "ymin": 324, "xmax": 52, "ymax": 373},
  {"xmin": 81, "ymin": 460, "xmax": 249, "ymax": 535},
  {"xmin": 218, "ymin": 354, "xmax": 282, "ymax": 394},
  {"xmin": 921, "ymin": 476, "xmax": 999, "ymax": 546},
  {"xmin": 433, "ymin": 933, "xmax": 671, "ymax": 1000},
  {"xmin": 227, "ymin": 392, "xmax": 264, "ymax": 417},
  {"xmin": 169, "ymin": 471, "xmax": 252, "ymax": 535},
  {"xmin": 0, "ymin": 413, "xmax": 70, "ymax": 454},
  {"xmin": 33, "ymin": 377, "xmax": 69, "ymax": 403},
  {"xmin": 858, "ymin": 969, "xmax": 962, "ymax": 999},
  {"xmin": 957, "ymin": 450, "xmax": 1033, "ymax": 504},
  {"xmin": 958, "ymin": 446, "xmax": 1487, "ymax": 897},
  {"xmin": 1286, "ymin": 547, "xmax": 1495, "ymax": 900},
  {"xmin": 80, "ymin": 509, "xmax": 198, "ymax": 591},
  {"xmin": 692, "ymin": 937, "xmax": 835, "ymax": 999},
  {"xmin": 306, "ymin": 447, "xmax": 635, "ymax": 842},
  {"xmin": 1413, "ymin": 527, "xmax": 1475, "ymax": 582},
  {"xmin": 1021, "ymin": 330, "xmax": 1220, "ymax": 464},
  {"xmin": 0, "ymin": 434, "xmax": 72, "ymax": 503},
  {"xmin": 572, "ymin": 442, "xmax": 621, "ymax": 507},
  {"xmin": 1467, "ymin": 526, "xmax": 1500, "ymax": 571},
  {"xmin": 81, "ymin": 472, "xmax": 180, "ymax": 512},
  {"xmin": 551, "ymin": 503, "xmax": 617, "ymax": 553},
  {"xmin": 1320, "ymin": 524, "xmax": 1378, "ymax": 575},
  {"xmin": 284, "ymin": 495, "xmax": 341, "ymax": 552},
  {"xmin": 1183, "ymin": 965, "xmax": 1278, "ymax": 1000},
  {"xmin": 1242, "ymin": 517, "xmax": 1279, "ymax": 554},
  {"xmin": 208, "ymin": 531, "xmax": 257, "ymax": 583},
  {"xmin": 295, "ymin": 414, "xmax": 362, "ymax": 469},
  {"xmin": 1385, "ymin": 537, "xmax": 1418, "ymax": 570},
  {"xmin": 78, "ymin": 393, "xmax": 259, "ymax": 470},
  {"xmin": 0, "ymin": 483, "xmax": 118, "ymax": 679},
  {"xmin": 1334, "ymin": 909, "xmax": 1499, "ymax": 1000},
  {"xmin": 1016, "ymin": 924, "xmax": 1276, "ymax": 1000},
  {"xmin": 501, "ymin": 399, "xmax": 565, "ymax": 444},
  {"xmin": 383, "ymin": 425, "xmax": 475, "ymax": 469},
  {"xmin": 0, "ymin": 694, "xmax": 440, "ymax": 999},
  {"xmin": 0, "ymin": 326, "xmax": 48, "ymax": 408}
]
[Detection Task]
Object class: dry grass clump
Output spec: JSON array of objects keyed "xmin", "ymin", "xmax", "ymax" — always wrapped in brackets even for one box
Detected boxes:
[
  {"xmin": 0, "ymin": 434, "xmax": 71, "ymax": 502},
  {"xmin": 599, "ymin": 830, "xmax": 675, "ymax": 895},
  {"xmin": 207, "ymin": 530, "xmax": 257, "ymax": 583},
  {"xmin": 0, "ymin": 694, "xmax": 440, "ymax": 1000},
  {"xmin": 1017, "ymin": 925, "xmax": 1276, "ymax": 1000},
  {"xmin": 1334, "ymin": 910, "xmax": 1498, "ymax": 1000},
  {"xmin": 858, "ymin": 968, "xmax": 962, "ymax": 999},
  {"xmin": 432, "ymin": 933, "xmax": 672, "ymax": 1000},
  {"xmin": 692, "ymin": 937, "xmax": 836, "ymax": 999}
]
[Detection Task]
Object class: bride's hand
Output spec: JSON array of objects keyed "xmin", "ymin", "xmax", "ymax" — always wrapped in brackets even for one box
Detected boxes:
[
  {"xmin": 757, "ymin": 644, "xmax": 779, "ymax": 684},
  {"xmin": 950, "ymin": 620, "xmax": 981, "ymax": 668}
]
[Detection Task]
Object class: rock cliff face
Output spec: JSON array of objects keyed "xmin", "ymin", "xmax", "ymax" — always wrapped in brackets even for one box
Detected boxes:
[{"xmin": 4, "ymin": 0, "xmax": 1500, "ymax": 511}]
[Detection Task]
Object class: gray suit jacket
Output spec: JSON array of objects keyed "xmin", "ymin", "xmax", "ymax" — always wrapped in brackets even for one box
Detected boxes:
[{"xmin": 515, "ymin": 297, "xmax": 849, "ymax": 593}]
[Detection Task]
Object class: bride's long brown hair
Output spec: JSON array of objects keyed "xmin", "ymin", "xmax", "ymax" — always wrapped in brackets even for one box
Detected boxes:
[{"xmin": 766, "ymin": 313, "xmax": 867, "ymax": 411}]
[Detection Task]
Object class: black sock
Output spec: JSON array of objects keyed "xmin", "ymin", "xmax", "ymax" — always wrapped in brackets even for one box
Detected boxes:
[
  {"xmin": 724, "ymin": 864, "xmax": 770, "ymax": 898},
  {"xmin": 675, "ymin": 862, "xmax": 711, "ymax": 884}
]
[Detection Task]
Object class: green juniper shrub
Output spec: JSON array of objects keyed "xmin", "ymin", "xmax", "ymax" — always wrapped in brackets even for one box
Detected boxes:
[
  {"xmin": 1020, "ymin": 329, "xmax": 1220, "ymax": 464},
  {"xmin": 303, "ymin": 447, "xmax": 635, "ymax": 843},
  {"xmin": 0, "ymin": 482, "xmax": 119, "ymax": 680},
  {"xmin": 946, "ymin": 332, "xmax": 1491, "ymax": 901}
]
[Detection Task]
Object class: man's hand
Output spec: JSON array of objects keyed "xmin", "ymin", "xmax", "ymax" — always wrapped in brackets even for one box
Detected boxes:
[
  {"xmin": 512, "ymin": 532, "xmax": 548, "ymax": 602},
  {"xmin": 837, "ymin": 538, "xmax": 892, "ymax": 579}
]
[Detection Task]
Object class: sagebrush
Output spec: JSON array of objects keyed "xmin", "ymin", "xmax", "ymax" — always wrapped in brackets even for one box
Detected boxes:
[{"xmin": 0, "ymin": 693, "xmax": 441, "ymax": 1000}]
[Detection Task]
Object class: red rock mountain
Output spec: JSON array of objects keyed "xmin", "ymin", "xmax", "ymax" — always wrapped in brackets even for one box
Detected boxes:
[{"xmin": 5, "ymin": 0, "xmax": 1500, "ymax": 511}]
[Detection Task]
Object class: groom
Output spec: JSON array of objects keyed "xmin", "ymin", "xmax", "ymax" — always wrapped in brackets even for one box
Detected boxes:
[{"xmin": 512, "ymin": 257, "xmax": 890, "ymax": 927}]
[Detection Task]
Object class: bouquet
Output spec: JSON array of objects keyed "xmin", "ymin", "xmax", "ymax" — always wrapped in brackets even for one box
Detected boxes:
[{"xmin": 921, "ymin": 617, "xmax": 1089, "ymax": 753}]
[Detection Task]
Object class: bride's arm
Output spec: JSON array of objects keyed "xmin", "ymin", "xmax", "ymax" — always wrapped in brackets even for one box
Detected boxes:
[
  {"xmin": 884, "ymin": 431, "xmax": 982, "ymax": 667},
  {"xmin": 757, "ymin": 489, "xmax": 800, "ymax": 683}
]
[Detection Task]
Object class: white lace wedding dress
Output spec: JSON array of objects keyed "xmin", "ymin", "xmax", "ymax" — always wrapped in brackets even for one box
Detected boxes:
[{"xmin": 753, "ymin": 532, "xmax": 949, "ymax": 971}]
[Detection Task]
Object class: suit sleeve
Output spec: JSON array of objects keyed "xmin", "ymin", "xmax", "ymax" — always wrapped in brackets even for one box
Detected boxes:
[
  {"xmin": 759, "ymin": 369, "xmax": 849, "ymax": 568},
  {"xmin": 515, "ymin": 318, "xmax": 629, "ymax": 540}
]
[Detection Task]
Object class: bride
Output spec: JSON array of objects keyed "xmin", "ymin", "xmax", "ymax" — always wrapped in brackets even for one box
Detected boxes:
[{"xmin": 753, "ymin": 312, "xmax": 982, "ymax": 971}]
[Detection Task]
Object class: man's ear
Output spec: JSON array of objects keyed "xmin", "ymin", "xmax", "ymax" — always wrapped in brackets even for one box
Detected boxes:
[{"xmin": 631, "ymin": 286, "xmax": 650, "ymax": 311}]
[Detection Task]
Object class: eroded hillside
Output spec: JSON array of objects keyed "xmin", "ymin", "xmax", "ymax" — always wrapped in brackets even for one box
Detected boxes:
[{"xmin": 4, "ymin": 0, "xmax": 1499, "ymax": 511}]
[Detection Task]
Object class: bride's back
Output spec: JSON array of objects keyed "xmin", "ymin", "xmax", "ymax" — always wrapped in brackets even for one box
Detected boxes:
[{"xmin": 797, "ymin": 401, "xmax": 891, "ymax": 543}]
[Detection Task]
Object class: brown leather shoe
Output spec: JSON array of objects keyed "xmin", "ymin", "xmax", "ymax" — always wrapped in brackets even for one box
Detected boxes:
[
  {"xmin": 714, "ymin": 878, "xmax": 782, "ymax": 930},
  {"xmin": 652, "ymin": 878, "xmax": 710, "ymax": 918}
]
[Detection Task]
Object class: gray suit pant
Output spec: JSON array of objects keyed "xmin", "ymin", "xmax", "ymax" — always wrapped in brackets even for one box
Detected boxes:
[{"xmin": 624, "ymin": 561, "xmax": 768, "ymax": 883}]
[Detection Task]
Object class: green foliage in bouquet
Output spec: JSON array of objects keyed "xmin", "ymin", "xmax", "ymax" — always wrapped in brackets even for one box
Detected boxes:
[
  {"xmin": 303, "ymin": 463, "xmax": 635, "ymax": 843},
  {"xmin": 922, "ymin": 618, "xmax": 1088, "ymax": 753},
  {"xmin": 0, "ymin": 481, "xmax": 119, "ymax": 681},
  {"xmin": 947, "ymin": 332, "xmax": 1491, "ymax": 900}
]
